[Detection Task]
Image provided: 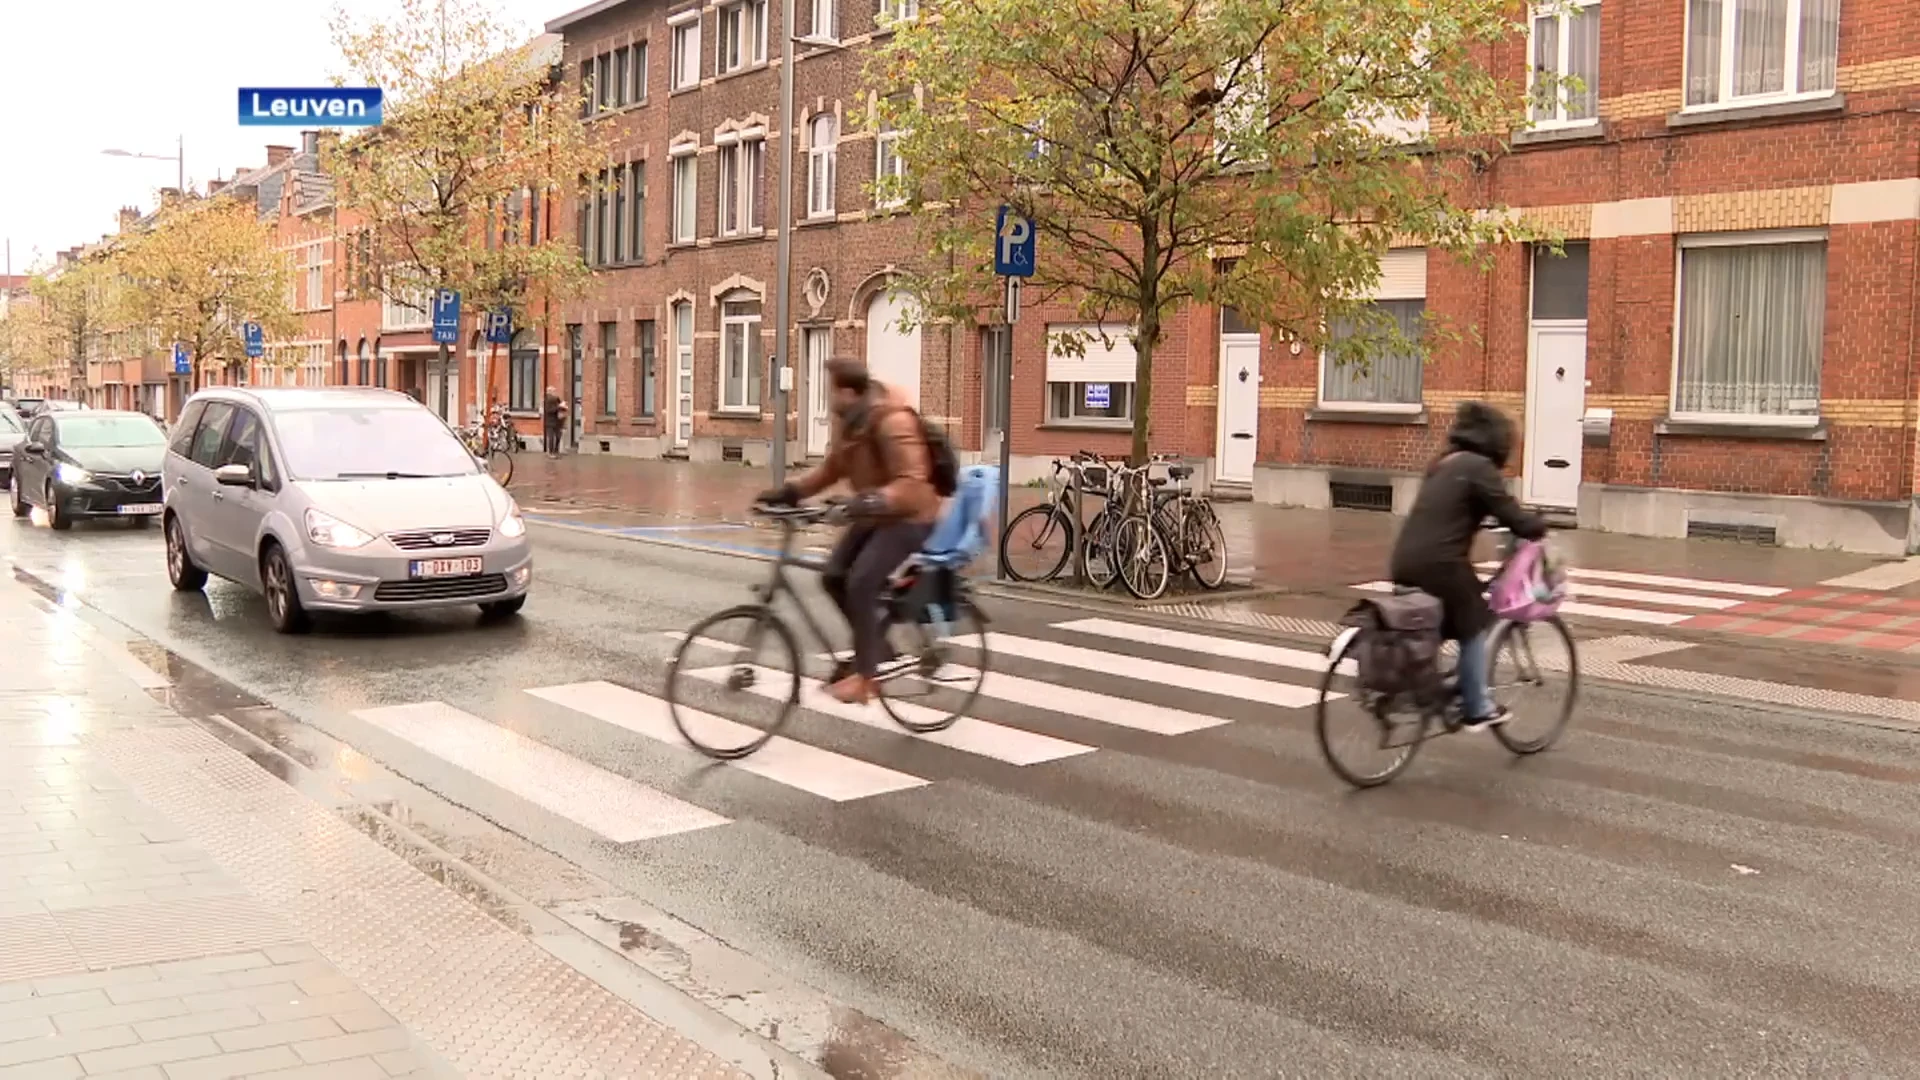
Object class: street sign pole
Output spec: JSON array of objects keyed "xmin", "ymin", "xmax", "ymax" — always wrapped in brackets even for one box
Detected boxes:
[{"xmin": 991, "ymin": 207, "xmax": 1035, "ymax": 582}]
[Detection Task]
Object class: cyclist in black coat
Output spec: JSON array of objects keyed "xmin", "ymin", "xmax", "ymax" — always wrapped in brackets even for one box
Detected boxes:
[{"xmin": 1389, "ymin": 401, "xmax": 1547, "ymax": 730}]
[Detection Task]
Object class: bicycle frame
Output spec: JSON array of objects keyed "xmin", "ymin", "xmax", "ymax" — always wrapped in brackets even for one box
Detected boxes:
[{"xmin": 748, "ymin": 512, "xmax": 848, "ymax": 658}]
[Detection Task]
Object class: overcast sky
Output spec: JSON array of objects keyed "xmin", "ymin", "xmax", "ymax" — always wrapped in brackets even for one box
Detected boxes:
[{"xmin": 0, "ymin": 0, "xmax": 567, "ymax": 276}]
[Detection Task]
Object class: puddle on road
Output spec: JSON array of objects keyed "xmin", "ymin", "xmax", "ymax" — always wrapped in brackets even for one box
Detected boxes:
[{"xmin": 342, "ymin": 805, "xmax": 532, "ymax": 934}]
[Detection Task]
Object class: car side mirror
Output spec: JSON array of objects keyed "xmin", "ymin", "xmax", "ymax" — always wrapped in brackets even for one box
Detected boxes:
[
  {"xmin": 21, "ymin": 441, "xmax": 42, "ymax": 455},
  {"xmin": 214, "ymin": 463, "xmax": 255, "ymax": 487}
]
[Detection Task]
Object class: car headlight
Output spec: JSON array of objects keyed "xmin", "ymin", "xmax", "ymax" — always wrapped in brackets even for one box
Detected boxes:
[
  {"xmin": 305, "ymin": 508, "xmax": 374, "ymax": 549},
  {"xmin": 54, "ymin": 463, "xmax": 91, "ymax": 485},
  {"xmin": 497, "ymin": 503, "xmax": 526, "ymax": 538}
]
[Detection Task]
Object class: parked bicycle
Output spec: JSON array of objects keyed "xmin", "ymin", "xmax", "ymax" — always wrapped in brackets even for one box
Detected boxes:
[
  {"xmin": 998, "ymin": 451, "xmax": 1121, "ymax": 587},
  {"xmin": 461, "ymin": 403, "xmax": 517, "ymax": 486},
  {"xmin": 664, "ymin": 501, "xmax": 993, "ymax": 759},
  {"xmin": 1314, "ymin": 534, "xmax": 1578, "ymax": 787},
  {"xmin": 1098, "ymin": 455, "xmax": 1230, "ymax": 600}
]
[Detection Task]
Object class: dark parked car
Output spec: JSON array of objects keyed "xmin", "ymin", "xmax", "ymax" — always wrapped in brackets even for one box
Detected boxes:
[
  {"xmin": 0, "ymin": 410, "xmax": 23, "ymax": 492},
  {"xmin": 12, "ymin": 410, "xmax": 168, "ymax": 530}
]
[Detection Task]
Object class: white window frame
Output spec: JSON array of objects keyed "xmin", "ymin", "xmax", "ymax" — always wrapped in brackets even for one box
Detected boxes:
[
  {"xmin": 807, "ymin": 113, "xmax": 837, "ymax": 218},
  {"xmin": 1668, "ymin": 228, "xmax": 1828, "ymax": 427},
  {"xmin": 715, "ymin": 128, "xmax": 766, "ymax": 237},
  {"xmin": 810, "ymin": 0, "xmax": 837, "ymax": 41},
  {"xmin": 1214, "ymin": 52, "xmax": 1266, "ymax": 165},
  {"xmin": 304, "ymin": 241, "xmax": 329, "ymax": 311},
  {"xmin": 716, "ymin": 0, "xmax": 767, "ymax": 74},
  {"xmin": 719, "ymin": 292, "xmax": 763, "ymax": 413},
  {"xmin": 381, "ymin": 278, "xmax": 431, "ymax": 331},
  {"xmin": 669, "ymin": 11, "xmax": 702, "ymax": 90},
  {"xmin": 874, "ymin": 120, "xmax": 907, "ymax": 208},
  {"xmin": 879, "ymin": 0, "xmax": 918, "ymax": 23},
  {"xmin": 1527, "ymin": 0, "xmax": 1602, "ymax": 130},
  {"xmin": 1346, "ymin": 35, "xmax": 1431, "ymax": 144},
  {"xmin": 670, "ymin": 143, "xmax": 699, "ymax": 243},
  {"xmin": 1683, "ymin": 0, "xmax": 1840, "ymax": 112},
  {"xmin": 1316, "ymin": 248, "xmax": 1428, "ymax": 414},
  {"xmin": 1043, "ymin": 323, "xmax": 1137, "ymax": 426}
]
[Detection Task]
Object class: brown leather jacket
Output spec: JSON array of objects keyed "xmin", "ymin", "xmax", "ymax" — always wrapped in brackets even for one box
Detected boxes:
[{"xmin": 791, "ymin": 383, "xmax": 938, "ymax": 524}]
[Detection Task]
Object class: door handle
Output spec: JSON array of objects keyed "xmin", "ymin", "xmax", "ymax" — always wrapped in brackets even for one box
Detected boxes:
[
  {"xmin": 1231, "ymin": 432, "xmax": 1253, "ymax": 439},
  {"xmin": 1545, "ymin": 458, "xmax": 1570, "ymax": 468}
]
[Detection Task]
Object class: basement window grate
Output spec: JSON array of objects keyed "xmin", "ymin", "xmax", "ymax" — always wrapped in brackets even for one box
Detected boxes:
[
  {"xmin": 721, "ymin": 444, "xmax": 744, "ymax": 463},
  {"xmin": 1686, "ymin": 520, "xmax": 1778, "ymax": 546},
  {"xmin": 1330, "ymin": 481, "xmax": 1394, "ymax": 512}
]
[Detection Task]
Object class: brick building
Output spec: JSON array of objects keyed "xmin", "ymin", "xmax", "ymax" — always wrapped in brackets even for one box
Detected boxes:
[{"xmin": 545, "ymin": 0, "xmax": 1920, "ymax": 555}]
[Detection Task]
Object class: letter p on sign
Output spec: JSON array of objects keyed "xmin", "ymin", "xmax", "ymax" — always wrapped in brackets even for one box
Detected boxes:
[{"xmin": 994, "ymin": 206, "xmax": 1035, "ymax": 278}]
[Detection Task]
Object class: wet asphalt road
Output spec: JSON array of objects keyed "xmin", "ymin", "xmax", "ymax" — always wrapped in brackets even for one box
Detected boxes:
[{"xmin": 12, "ymin": 513, "xmax": 1920, "ymax": 1078}]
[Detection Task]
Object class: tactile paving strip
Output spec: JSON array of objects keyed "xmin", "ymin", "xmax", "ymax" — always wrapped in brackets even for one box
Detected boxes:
[{"xmin": 88, "ymin": 724, "xmax": 747, "ymax": 1080}]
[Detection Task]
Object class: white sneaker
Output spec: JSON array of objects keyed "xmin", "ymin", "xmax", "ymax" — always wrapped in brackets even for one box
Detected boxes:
[{"xmin": 1458, "ymin": 707, "xmax": 1512, "ymax": 733}]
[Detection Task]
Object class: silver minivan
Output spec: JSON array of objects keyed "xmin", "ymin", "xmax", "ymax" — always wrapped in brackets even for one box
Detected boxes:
[{"xmin": 161, "ymin": 387, "xmax": 532, "ymax": 633}]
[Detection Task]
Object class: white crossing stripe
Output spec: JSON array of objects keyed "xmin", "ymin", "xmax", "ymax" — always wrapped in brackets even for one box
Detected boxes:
[
  {"xmin": 1474, "ymin": 563, "xmax": 1788, "ymax": 598},
  {"xmin": 352, "ymin": 701, "xmax": 729, "ymax": 843},
  {"xmin": 1055, "ymin": 617, "xmax": 1356, "ymax": 676},
  {"xmin": 973, "ymin": 633, "xmax": 1326, "ymax": 709},
  {"xmin": 1352, "ymin": 581, "xmax": 1693, "ymax": 626},
  {"xmin": 527, "ymin": 680, "xmax": 926, "ymax": 802},
  {"xmin": 682, "ymin": 665, "xmax": 1093, "ymax": 765},
  {"xmin": 924, "ymin": 664, "xmax": 1234, "ymax": 735},
  {"xmin": 1555, "ymin": 582, "xmax": 1740, "ymax": 610}
]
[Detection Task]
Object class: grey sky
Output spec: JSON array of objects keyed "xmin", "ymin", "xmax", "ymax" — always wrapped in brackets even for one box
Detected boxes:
[{"xmin": 0, "ymin": 0, "xmax": 564, "ymax": 275}]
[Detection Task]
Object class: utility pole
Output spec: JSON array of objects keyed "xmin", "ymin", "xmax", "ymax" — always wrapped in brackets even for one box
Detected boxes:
[{"xmin": 769, "ymin": 0, "xmax": 799, "ymax": 484}]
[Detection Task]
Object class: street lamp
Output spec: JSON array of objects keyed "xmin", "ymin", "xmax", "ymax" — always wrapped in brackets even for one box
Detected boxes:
[
  {"xmin": 102, "ymin": 135, "xmax": 185, "ymax": 195},
  {"xmin": 770, "ymin": 29, "xmax": 848, "ymax": 484}
]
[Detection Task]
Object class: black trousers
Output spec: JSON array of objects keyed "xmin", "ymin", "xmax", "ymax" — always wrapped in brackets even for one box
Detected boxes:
[
  {"xmin": 543, "ymin": 418, "xmax": 562, "ymax": 455},
  {"xmin": 822, "ymin": 520, "xmax": 932, "ymax": 677}
]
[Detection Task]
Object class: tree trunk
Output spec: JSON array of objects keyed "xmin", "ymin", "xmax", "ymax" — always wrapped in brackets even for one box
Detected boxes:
[{"xmin": 1130, "ymin": 312, "xmax": 1160, "ymax": 466}]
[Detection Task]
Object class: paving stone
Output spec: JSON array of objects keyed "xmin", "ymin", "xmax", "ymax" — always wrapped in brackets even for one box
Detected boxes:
[
  {"xmin": 210, "ymin": 1019, "xmax": 341, "ymax": 1055},
  {"xmin": 154, "ymin": 1045, "xmax": 300, "ymax": 1080},
  {"xmin": 130, "ymin": 1010, "xmax": 260, "ymax": 1043},
  {"xmin": 0, "ymin": 1023, "xmax": 139, "ymax": 1068},
  {"xmin": 75, "ymin": 1035, "xmax": 219, "ymax": 1074},
  {"xmin": 49, "ymin": 1000, "xmax": 186, "ymax": 1034}
]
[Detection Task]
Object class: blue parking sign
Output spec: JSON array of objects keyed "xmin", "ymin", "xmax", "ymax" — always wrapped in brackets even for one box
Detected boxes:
[
  {"xmin": 484, "ymin": 309, "xmax": 512, "ymax": 345},
  {"xmin": 994, "ymin": 206, "xmax": 1035, "ymax": 278},
  {"xmin": 242, "ymin": 322, "xmax": 264, "ymax": 358},
  {"xmin": 172, "ymin": 343, "xmax": 190, "ymax": 375},
  {"xmin": 430, "ymin": 289, "xmax": 461, "ymax": 344}
]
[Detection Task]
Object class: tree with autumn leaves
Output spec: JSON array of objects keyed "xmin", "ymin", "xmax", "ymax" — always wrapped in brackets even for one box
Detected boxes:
[
  {"xmin": 324, "ymin": 0, "xmax": 607, "ymax": 417},
  {"xmin": 111, "ymin": 196, "xmax": 300, "ymax": 390},
  {"xmin": 869, "ymin": 0, "xmax": 1550, "ymax": 463}
]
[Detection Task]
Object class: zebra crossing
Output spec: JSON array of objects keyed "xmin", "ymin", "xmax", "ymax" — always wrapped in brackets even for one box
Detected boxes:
[
  {"xmin": 345, "ymin": 617, "xmax": 1349, "ymax": 847},
  {"xmin": 1350, "ymin": 565, "xmax": 1790, "ymax": 627}
]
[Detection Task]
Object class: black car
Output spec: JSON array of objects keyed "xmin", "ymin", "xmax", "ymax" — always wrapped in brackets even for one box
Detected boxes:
[
  {"xmin": 0, "ymin": 410, "xmax": 23, "ymax": 492},
  {"xmin": 12, "ymin": 410, "xmax": 168, "ymax": 530}
]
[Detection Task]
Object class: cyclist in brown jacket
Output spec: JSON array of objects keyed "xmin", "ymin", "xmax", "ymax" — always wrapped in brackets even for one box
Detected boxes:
[{"xmin": 759, "ymin": 359, "xmax": 936, "ymax": 703}]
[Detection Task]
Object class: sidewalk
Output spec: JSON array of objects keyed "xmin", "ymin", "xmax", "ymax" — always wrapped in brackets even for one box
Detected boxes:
[{"xmin": 0, "ymin": 580, "xmax": 749, "ymax": 1079}]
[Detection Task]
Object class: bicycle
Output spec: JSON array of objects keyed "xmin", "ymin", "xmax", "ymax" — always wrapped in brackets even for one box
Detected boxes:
[
  {"xmin": 998, "ymin": 451, "xmax": 1120, "ymax": 587},
  {"xmin": 461, "ymin": 404, "xmax": 516, "ymax": 486},
  {"xmin": 663, "ymin": 502, "xmax": 993, "ymax": 759},
  {"xmin": 1314, "ymin": 543, "xmax": 1578, "ymax": 788},
  {"xmin": 1145, "ymin": 460, "xmax": 1229, "ymax": 590}
]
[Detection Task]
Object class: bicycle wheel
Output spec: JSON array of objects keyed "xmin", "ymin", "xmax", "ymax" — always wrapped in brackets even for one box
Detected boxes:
[
  {"xmin": 488, "ymin": 448, "xmax": 514, "ymax": 486},
  {"xmin": 665, "ymin": 605, "xmax": 801, "ymax": 759},
  {"xmin": 1487, "ymin": 616, "xmax": 1578, "ymax": 755},
  {"xmin": 1082, "ymin": 507, "xmax": 1120, "ymax": 590},
  {"xmin": 1316, "ymin": 631, "xmax": 1427, "ymax": 788},
  {"xmin": 1000, "ymin": 504, "xmax": 1073, "ymax": 582},
  {"xmin": 875, "ymin": 596, "xmax": 989, "ymax": 733},
  {"xmin": 1185, "ymin": 506, "xmax": 1229, "ymax": 590},
  {"xmin": 1113, "ymin": 516, "xmax": 1170, "ymax": 600}
]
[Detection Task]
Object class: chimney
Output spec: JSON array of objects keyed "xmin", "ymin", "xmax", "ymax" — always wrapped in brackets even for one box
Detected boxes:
[
  {"xmin": 158, "ymin": 187, "xmax": 182, "ymax": 205},
  {"xmin": 207, "ymin": 179, "xmax": 228, "ymax": 195},
  {"xmin": 265, "ymin": 145, "xmax": 294, "ymax": 167},
  {"xmin": 117, "ymin": 207, "xmax": 140, "ymax": 233},
  {"xmin": 301, "ymin": 130, "xmax": 319, "ymax": 155}
]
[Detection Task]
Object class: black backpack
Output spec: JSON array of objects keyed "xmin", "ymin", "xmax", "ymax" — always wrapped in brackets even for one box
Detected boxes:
[{"xmin": 874, "ymin": 405, "xmax": 959, "ymax": 497}]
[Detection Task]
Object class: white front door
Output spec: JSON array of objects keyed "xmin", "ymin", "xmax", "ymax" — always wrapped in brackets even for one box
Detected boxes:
[
  {"xmin": 1524, "ymin": 323, "xmax": 1587, "ymax": 508},
  {"xmin": 1216, "ymin": 335, "xmax": 1260, "ymax": 484},
  {"xmin": 672, "ymin": 303, "xmax": 694, "ymax": 449},
  {"xmin": 804, "ymin": 327, "xmax": 831, "ymax": 457},
  {"xmin": 865, "ymin": 291, "xmax": 922, "ymax": 409}
]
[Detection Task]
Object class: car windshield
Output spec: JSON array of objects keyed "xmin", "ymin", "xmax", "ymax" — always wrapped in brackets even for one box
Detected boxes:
[
  {"xmin": 55, "ymin": 414, "xmax": 165, "ymax": 448},
  {"xmin": 0, "ymin": 412, "xmax": 21, "ymax": 434},
  {"xmin": 271, "ymin": 405, "xmax": 480, "ymax": 481}
]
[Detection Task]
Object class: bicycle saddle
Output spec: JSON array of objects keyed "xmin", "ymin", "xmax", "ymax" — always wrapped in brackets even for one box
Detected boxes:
[{"xmin": 1168, "ymin": 464, "xmax": 1193, "ymax": 479}]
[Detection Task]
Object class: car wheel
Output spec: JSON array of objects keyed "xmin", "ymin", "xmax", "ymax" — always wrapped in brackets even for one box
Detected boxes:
[
  {"xmin": 260, "ymin": 543, "xmax": 310, "ymax": 634},
  {"xmin": 44, "ymin": 484, "xmax": 71, "ymax": 531},
  {"xmin": 9, "ymin": 475, "xmax": 26, "ymax": 519},
  {"xmin": 165, "ymin": 515, "xmax": 208, "ymax": 592},
  {"xmin": 480, "ymin": 595, "xmax": 527, "ymax": 618}
]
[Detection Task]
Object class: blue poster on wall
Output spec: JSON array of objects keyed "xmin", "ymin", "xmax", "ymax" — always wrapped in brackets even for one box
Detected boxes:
[{"xmin": 1084, "ymin": 383, "xmax": 1111, "ymax": 409}]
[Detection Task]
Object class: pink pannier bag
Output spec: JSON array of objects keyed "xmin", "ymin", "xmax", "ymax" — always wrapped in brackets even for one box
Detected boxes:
[{"xmin": 1487, "ymin": 539, "xmax": 1567, "ymax": 623}]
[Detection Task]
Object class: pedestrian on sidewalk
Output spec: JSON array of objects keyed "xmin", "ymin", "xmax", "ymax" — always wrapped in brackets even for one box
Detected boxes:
[
  {"xmin": 757, "ymin": 358, "xmax": 937, "ymax": 704},
  {"xmin": 543, "ymin": 386, "xmax": 567, "ymax": 456}
]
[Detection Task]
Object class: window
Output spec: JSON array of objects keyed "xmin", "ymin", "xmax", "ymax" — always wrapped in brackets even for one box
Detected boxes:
[
  {"xmin": 671, "ymin": 14, "xmax": 702, "ymax": 89},
  {"xmin": 600, "ymin": 322, "xmax": 619, "ymax": 415},
  {"xmin": 1044, "ymin": 325, "xmax": 1136, "ymax": 424},
  {"xmin": 719, "ymin": 294, "xmax": 763, "ymax": 411},
  {"xmin": 305, "ymin": 242, "xmax": 327, "ymax": 309},
  {"xmin": 580, "ymin": 60, "xmax": 594, "ymax": 116},
  {"xmin": 509, "ymin": 330, "xmax": 540, "ymax": 412},
  {"xmin": 168, "ymin": 400, "xmax": 207, "ymax": 458},
  {"xmin": 577, "ymin": 179, "xmax": 592, "ymax": 260},
  {"xmin": 627, "ymin": 162, "xmax": 645, "ymax": 262},
  {"xmin": 1532, "ymin": 242, "xmax": 1590, "ymax": 321},
  {"xmin": 610, "ymin": 168, "xmax": 626, "ymax": 263},
  {"xmin": 810, "ymin": 0, "xmax": 836, "ymax": 40},
  {"xmin": 629, "ymin": 42, "xmax": 649, "ymax": 102},
  {"xmin": 336, "ymin": 340, "xmax": 349, "ymax": 385},
  {"xmin": 672, "ymin": 150, "xmax": 698, "ymax": 242},
  {"xmin": 717, "ymin": 132, "xmax": 766, "ymax": 236},
  {"xmin": 189, "ymin": 402, "xmax": 234, "ymax": 468},
  {"xmin": 717, "ymin": 0, "xmax": 768, "ymax": 74},
  {"xmin": 1319, "ymin": 248, "xmax": 1427, "ymax": 409},
  {"xmin": 382, "ymin": 279, "xmax": 430, "ymax": 330},
  {"xmin": 596, "ymin": 53, "xmax": 613, "ymax": 111},
  {"xmin": 1215, "ymin": 52, "xmax": 1267, "ymax": 165},
  {"xmin": 1530, "ymin": 1, "xmax": 1600, "ymax": 126},
  {"xmin": 356, "ymin": 339, "xmax": 370, "ymax": 385},
  {"xmin": 880, "ymin": 0, "xmax": 918, "ymax": 23},
  {"xmin": 807, "ymin": 114, "xmax": 837, "ymax": 218},
  {"xmin": 1673, "ymin": 233, "xmax": 1826, "ymax": 421},
  {"xmin": 1686, "ymin": 0, "xmax": 1839, "ymax": 109},
  {"xmin": 636, "ymin": 319, "xmax": 657, "ymax": 416},
  {"xmin": 874, "ymin": 118, "xmax": 906, "ymax": 207},
  {"xmin": 598, "ymin": 171, "xmax": 615, "ymax": 264},
  {"xmin": 614, "ymin": 48, "xmax": 629, "ymax": 107}
]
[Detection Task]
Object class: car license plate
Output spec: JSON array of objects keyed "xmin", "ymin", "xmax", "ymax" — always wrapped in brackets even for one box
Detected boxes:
[
  {"xmin": 119, "ymin": 504, "xmax": 163, "ymax": 515},
  {"xmin": 410, "ymin": 557, "xmax": 483, "ymax": 579}
]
